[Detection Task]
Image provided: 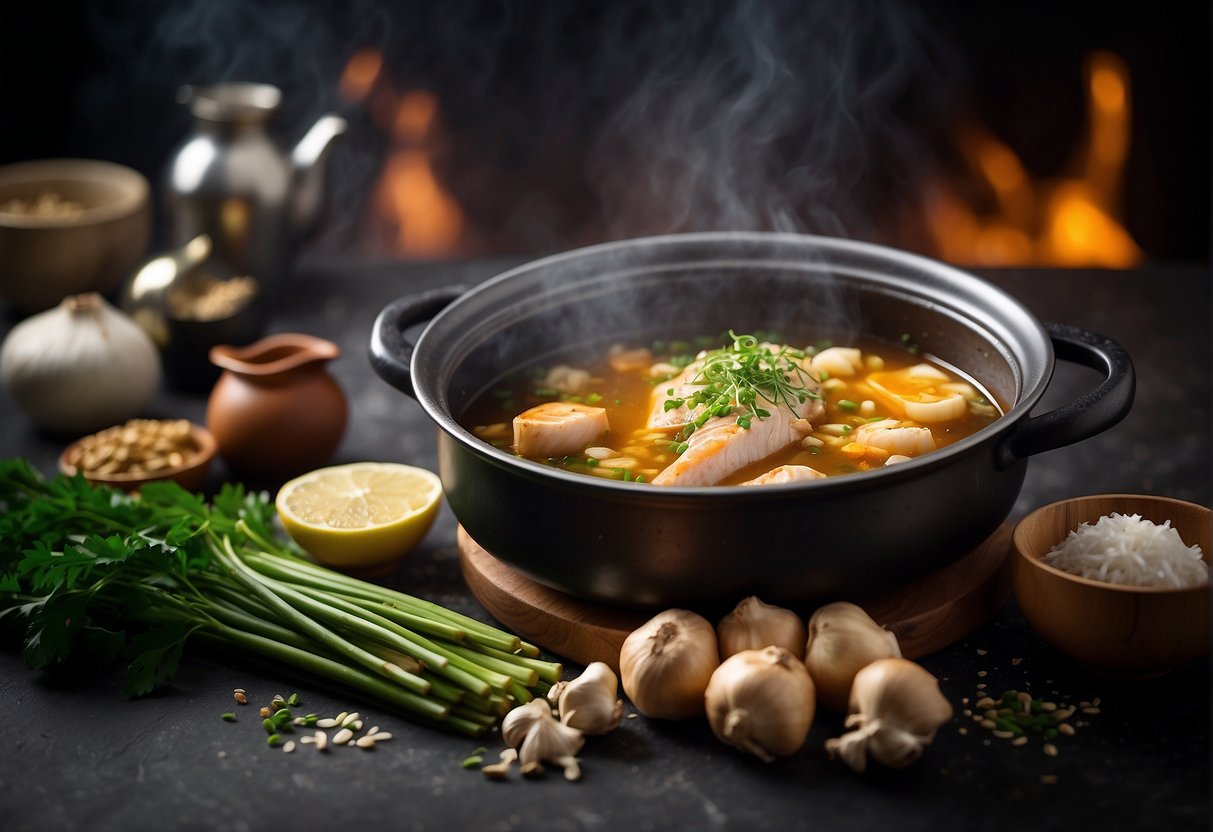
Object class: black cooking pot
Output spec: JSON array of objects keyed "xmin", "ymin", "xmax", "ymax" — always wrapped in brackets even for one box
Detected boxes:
[{"xmin": 370, "ymin": 233, "xmax": 1133, "ymax": 606}]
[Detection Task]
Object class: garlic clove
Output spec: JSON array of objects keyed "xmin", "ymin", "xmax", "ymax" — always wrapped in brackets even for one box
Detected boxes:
[
  {"xmin": 704, "ymin": 646, "xmax": 816, "ymax": 762},
  {"xmin": 717, "ymin": 596, "xmax": 807, "ymax": 660},
  {"xmin": 804, "ymin": 601, "xmax": 901, "ymax": 712},
  {"xmin": 556, "ymin": 662, "xmax": 624, "ymax": 735},
  {"xmin": 502, "ymin": 698, "xmax": 585, "ymax": 780},
  {"xmin": 824, "ymin": 658, "xmax": 953, "ymax": 773},
  {"xmin": 620, "ymin": 609, "xmax": 719, "ymax": 720}
]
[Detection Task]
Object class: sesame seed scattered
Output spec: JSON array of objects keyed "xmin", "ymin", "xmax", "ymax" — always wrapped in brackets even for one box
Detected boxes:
[
  {"xmin": 958, "ymin": 727, "xmax": 968, "ymax": 735},
  {"xmin": 1011, "ymin": 658, "xmax": 1023, "ymax": 666},
  {"xmin": 234, "ymin": 691, "xmax": 248, "ymax": 705},
  {"xmin": 1040, "ymin": 774, "xmax": 1058, "ymax": 785},
  {"xmin": 992, "ymin": 730, "xmax": 1015, "ymax": 739},
  {"xmin": 1043, "ymin": 743, "xmax": 1059, "ymax": 757},
  {"xmin": 976, "ymin": 649, "xmax": 988, "ymax": 656},
  {"xmin": 1058, "ymin": 723, "xmax": 1076, "ymax": 736},
  {"xmin": 976, "ymin": 683, "xmax": 987, "ymax": 690},
  {"xmin": 283, "ymin": 741, "xmax": 296, "ymax": 753},
  {"xmin": 980, "ymin": 719, "xmax": 997, "ymax": 730},
  {"xmin": 977, "ymin": 670, "xmax": 988, "ymax": 678},
  {"xmin": 1082, "ymin": 707, "xmax": 1101, "ymax": 715},
  {"xmin": 1012, "ymin": 736, "xmax": 1028, "ymax": 746}
]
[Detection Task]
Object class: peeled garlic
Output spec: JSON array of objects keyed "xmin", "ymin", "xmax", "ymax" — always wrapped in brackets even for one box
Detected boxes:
[
  {"xmin": 619, "ymin": 609, "xmax": 719, "ymax": 720},
  {"xmin": 705, "ymin": 646, "xmax": 816, "ymax": 762},
  {"xmin": 717, "ymin": 596, "xmax": 807, "ymax": 660},
  {"xmin": 553, "ymin": 662, "xmax": 624, "ymax": 735},
  {"xmin": 501, "ymin": 699, "xmax": 585, "ymax": 781},
  {"xmin": 803, "ymin": 601, "xmax": 901, "ymax": 711},
  {"xmin": 1, "ymin": 293, "xmax": 161, "ymax": 435},
  {"xmin": 824, "ymin": 657, "xmax": 953, "ymax": 772}
]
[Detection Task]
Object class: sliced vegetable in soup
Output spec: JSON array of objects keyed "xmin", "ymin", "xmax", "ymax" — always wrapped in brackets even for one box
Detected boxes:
[{"xmin": 465, "ymin": 331, "xmax": 1001, "ymax": 486}]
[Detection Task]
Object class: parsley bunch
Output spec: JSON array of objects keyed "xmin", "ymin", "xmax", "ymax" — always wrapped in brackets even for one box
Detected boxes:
[{"xmin": 0, "ymin": 459, "xmax": 556, "ymax": 736}]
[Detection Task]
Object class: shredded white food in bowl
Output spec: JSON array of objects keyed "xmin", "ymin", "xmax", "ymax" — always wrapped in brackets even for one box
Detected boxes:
[{"xmin": 1041, "ymin": 513, "xmax": 1208, "ymax": 589}]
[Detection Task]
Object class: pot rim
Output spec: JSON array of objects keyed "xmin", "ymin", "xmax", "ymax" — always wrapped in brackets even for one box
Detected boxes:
[{"xmin": 411, "ymin": 231, "xmax": 1052, "ymax": 496}]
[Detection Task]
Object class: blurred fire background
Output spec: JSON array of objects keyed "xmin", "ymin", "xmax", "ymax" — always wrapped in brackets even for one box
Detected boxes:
[{"xmin": 0, "ymin": 0, "xmax": 1208, "ymax": 267}]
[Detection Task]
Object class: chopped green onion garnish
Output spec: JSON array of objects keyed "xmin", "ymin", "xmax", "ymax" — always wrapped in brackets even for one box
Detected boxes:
[
  {"xmin": 838, "ymin": 399, "xmax": 859, "ymax": 412},
  {"xmin": 534, "ymin": 387, "xmax": 557, "ymax": 397},
  {"xmin": 585, "ymin": 458, "xmax": 599, "ymax": 469},
  {"xmin": 675, "ymin": 442, "xmax": 689, "ymax": 455}
]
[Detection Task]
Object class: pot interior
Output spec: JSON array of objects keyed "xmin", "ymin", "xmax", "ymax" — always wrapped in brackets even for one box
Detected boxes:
[{"xmin": 432, "ymin": 247, "xmax": 1038, "ymax": 435}]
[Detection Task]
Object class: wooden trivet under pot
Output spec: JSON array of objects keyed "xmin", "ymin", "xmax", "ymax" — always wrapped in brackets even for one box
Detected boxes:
[{"xmin": 458, "ymin": 523, "xmax": 1012, "ymax": 669}]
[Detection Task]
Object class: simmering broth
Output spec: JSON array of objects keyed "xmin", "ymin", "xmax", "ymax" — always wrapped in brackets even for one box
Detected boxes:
[{"xmin": 463, "ymin": 331, "xmax": 1001, "ymax": 486}]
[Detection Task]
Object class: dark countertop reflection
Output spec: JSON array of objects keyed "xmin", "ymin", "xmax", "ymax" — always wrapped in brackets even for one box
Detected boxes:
[{"xmin": 0, "ymin": 260, "xmax": 1207, "ymax": 832}]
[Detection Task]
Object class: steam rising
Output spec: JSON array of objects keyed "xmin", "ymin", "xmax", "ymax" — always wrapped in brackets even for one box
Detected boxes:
[{"xmin": 76, "ymin": 0, "xmax": 958, "ymax": 254}]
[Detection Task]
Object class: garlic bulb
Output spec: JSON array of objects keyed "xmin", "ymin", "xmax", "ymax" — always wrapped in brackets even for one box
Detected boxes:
[
  {"xmin": 501, "ymin": 699, "xmax": 585, "ymax": 781},
  {"xmin": 718, "ymin": 596, "xmax": 807, "ymax": 660},
  {"xmin": 619, "ymin": 609, "xmax": 719, "ymax": 720},
  {"xmin": 705, "ymin": 646, "xmax": 816, "ymax": 762},
  {"xmin": 803, "ymin": 601, "xmax": 901, "ymax": 711},
  {"xmin": 554, "ymin": 662, "xmax": 624, "ymax": 735},
  {"xmin": 824, "ymin": 657, "xmax": 953, "ymax": 773},
  {"xmin": 0, "ymin": 293, "xmax": 161, "ymax": 435}
]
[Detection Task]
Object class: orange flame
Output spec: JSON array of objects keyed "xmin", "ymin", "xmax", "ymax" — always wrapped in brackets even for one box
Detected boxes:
[
  {"xmin": 926, "ymin": 52, "xmax": 1143, "ymax": 267},
  {"xmin": 340, "ymin": 50, "xmax": 465, "ymax": 258}
]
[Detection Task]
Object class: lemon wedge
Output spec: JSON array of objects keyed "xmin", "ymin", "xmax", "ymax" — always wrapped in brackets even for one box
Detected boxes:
[{"xmin": 276, "ymin": 462, "xmax": 443, "ymax": 569}]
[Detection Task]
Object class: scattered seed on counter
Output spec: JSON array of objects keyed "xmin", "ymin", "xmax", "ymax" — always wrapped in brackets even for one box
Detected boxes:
[
  {"xmin": 283, "ymin": 741, "xmax": 296, "ymax": 753},
  {"xmin": 316, "ymin": 718, "xmax": 339, "ymax": 729},
  {"xmin": 1040, "ymin": 774, "xmax": 1059, "ymax": 785},
  {"xmin": 976, "ymin": 649, "xmax": 988, "ymax": 656},
  {"xmin": 355, "ymin": 736, "xmax": 377, "ymax": 749},
  {"xmin": 1043, "ymin": 743, "xmax": 1059, "ymax": 757},
  {"xmin": 332, "ymin": 728, "xmax": 355, "ymax": 746},
  {"xmin": 234, "ymin": 690, "xmax": 248, "ymax": 705}
]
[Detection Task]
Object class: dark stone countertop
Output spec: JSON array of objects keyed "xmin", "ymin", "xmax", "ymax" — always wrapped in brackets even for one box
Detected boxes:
[{"xmin": 0, "ymin": 258, "xmax": 1208, "ymax": 832}]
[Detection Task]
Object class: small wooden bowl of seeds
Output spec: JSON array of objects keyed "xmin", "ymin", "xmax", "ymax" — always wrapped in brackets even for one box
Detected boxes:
[{"xmin": 59, "ymin": 418, "xmax": 217, "ymax": 492}]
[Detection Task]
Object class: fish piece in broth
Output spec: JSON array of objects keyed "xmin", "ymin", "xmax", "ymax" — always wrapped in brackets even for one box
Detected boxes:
[{"xmin": 512, "ymin": 402, "xmax": 609, "ymax": 459}]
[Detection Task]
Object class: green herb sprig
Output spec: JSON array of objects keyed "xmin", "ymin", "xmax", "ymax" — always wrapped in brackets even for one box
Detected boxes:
[
  {"xmin": 665, "ymin": 331, "xmax": 821, "ymax": 442},
  {"xmin": 0, "ymin": 459, "xmax": 558, "ymax": 737}
]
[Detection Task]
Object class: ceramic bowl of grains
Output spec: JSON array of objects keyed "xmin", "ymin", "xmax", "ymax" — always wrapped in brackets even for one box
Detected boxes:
[
  {"xmin": 59, "ymin": 418, "xmax": 217, "ymax": 493},
  {"xmin": 0, "ymin": 159, "xmax": 151, "ymax": 313},
  {"xmin": 1013, "ymin": 494, "xmax": 1210, "ymax": 679}
]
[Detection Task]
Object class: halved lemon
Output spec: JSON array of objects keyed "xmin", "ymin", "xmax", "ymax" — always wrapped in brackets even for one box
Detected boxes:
[{"xmin": 276, "ymin": 462, "xmax": 443, "ymax": 569}]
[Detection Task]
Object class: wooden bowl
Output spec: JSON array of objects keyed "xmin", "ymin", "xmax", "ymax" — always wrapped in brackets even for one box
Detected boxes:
[
  {"xmin": 59, "ymin": 422, "xmax": 217, "ymax": 493},
  {"xmin": 0, "ymin": 159, "xmax": 151, "ymax": 313},
  {"xmin": 1013, "ymin": 494, "xmax": 1210, "ymax": 679}
]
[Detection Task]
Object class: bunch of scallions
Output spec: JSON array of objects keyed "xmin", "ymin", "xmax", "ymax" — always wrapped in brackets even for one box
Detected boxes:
[{"xmin": 0, "ymin": 459, "xmax": 559, "ymax": 737}]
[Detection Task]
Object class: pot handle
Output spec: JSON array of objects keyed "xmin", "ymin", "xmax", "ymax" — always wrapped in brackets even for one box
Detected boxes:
[
  {"xmin": 369, "ymin": 285, "xmax": 472, "ymax": 398},
  {"xmin": 995, "ymin": 322, "xmax": 1135, "ymax": 469}
]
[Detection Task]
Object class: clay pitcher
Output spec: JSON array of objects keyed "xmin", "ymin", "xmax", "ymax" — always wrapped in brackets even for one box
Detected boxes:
[{"xmin": 206, "ymin": 333, "xmax": 347, "ymax": 482}]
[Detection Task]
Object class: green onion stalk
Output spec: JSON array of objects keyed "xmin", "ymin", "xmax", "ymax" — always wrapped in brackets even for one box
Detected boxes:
[{"xmin": 0, "ymin": 459, "xmax": 558, "ymax": 737}]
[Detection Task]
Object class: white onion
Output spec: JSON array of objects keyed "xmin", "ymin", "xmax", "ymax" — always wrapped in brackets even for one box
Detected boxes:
[{"xmin": 1, "ymin": 293, "xmax": 161, "ymax": 435}]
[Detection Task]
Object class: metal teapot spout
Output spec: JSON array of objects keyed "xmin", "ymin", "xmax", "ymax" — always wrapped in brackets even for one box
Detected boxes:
[{"xmin": 290, "ymin": 114, "xmax": 348, "ymax": 237}]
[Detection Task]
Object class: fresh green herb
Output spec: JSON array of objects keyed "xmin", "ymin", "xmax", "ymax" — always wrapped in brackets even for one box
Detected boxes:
[
  {"xmin": 664, "ymin": 331, "xmax": 820, "ymax": 440},
  {"xmin": 585, "ymin": 392, "xmax": 603, "ymax": 405},
  {"xmin": 0, "ymin": 460, "xmax": 560, "ymax": 738}
]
